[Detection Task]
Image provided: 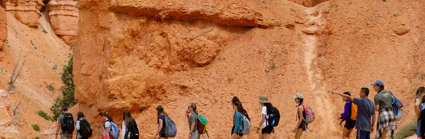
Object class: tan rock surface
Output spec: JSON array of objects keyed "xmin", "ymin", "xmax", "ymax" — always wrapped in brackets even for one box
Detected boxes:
[
  {"xmin": 0, "ymin": 6, "xmax": 6, "ymax": 60},
  {"xmin": 73, "ymin": 0, "xmax": 425, "ymax": 139},
  {"xmin": 48, "ymin": 0, "xmax": 79, "ymax": 45},
  {"xmin": 1, "ymin": 0, "xmax": 43, "ymax": 27}
]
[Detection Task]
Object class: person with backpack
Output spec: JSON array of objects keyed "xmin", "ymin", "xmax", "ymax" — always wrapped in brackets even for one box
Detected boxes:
[
  {"xmin": 371, "ymin": 80, "xmax": 397, "ymax": 139},
  {"xmin": 415, "ymin": 87, "xmax": 425, "ymax": 138},
  {"xmin": 187, "ymin": 103, "xmax": 200, "ymax": 139},
  {"xmin": 155, "ymin": 105, "xmax": 169, "ymax": 139},
  {"xmin": 100, "ymin": 112, "xmax": 120, "ymax": 139},
  {"xmin": 338, "ymin": 92, "xmax": 356, "ymax": 139},
  {"xmin": 75, "ymin": 112, "xmax": 92, "ymax": 139},
  {"xmin": 256, "ymin": 95, "xmax": 278, "ymax": 139},
  {"xmin": 231, "ymin": 97, "xmax": 251, "ymax": 139},
  {"xmin": 293, "ymin": 94, "xmax": 308, "ymax": 139},
  {"xmin": 55, "ymin": 106, "xmax": 74, "ymax": 139},
  {"xmin": 121, "ymin": 110, "xmax": 139, "ymax": 139},
  {"xmin": 332, "ymin": 88, "xmax": 376, "ymax": 139}
]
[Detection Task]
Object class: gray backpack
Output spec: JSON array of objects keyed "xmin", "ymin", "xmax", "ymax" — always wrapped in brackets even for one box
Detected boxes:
[
  {"xmin": 163, "ymin": 116, "xmax": 177, "ymax": 137},
  {"xmin": 241, "ymin": 115, "xmax": 252, "ymax": 135}
]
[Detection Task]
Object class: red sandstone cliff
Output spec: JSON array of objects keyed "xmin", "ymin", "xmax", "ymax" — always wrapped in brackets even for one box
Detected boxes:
[
  {"xmin": 1, "ymin": 0, "xmax": 43, "ymax": 27},
  {"xmin": 73, "ymin": 0, "xmax": 425, "ymax": 138},
  {"xmin": 0, "ymin": 6, "xmax": 6, "ymax": 60},
  {"xmin": 48, "ymin": 0, "xmax": 79, "ymax": 45}
]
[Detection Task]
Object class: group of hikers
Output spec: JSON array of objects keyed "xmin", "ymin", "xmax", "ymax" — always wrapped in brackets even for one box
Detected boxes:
[{"xmin": 53, "ymin": 80, "xmax": 425, "ymax": 139}]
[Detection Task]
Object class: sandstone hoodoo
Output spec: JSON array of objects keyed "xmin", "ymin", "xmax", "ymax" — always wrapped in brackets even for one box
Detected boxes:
[
  {"xmin": 1, "ymin": 0, "xmax": 43, "ymax": 27},
  {"xmin": 48, "ymin": 0, "xmax": 79, "ymax": 45},
  {"xmin": 0, "ymin": 0, "xmax": 425, "ymax": 138}
]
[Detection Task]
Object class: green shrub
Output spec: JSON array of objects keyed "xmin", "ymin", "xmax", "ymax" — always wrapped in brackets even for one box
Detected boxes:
[
  {"xmin": 32, "ymin": 124, "xmax": 40, "ymax": 131},
  {"xmin": 34, "ymin": 137, "xmax": 39, "ymax": 139},
  {"xmin": 37, "ymin": 111, "xmax": 52, "ymax": 121},
  {"xmin": 395, "ymin": 119, "xmax": 417, "ymax": 139},
  {"xmin": 50, "ymin": 56, "xmax": 77, "ymax": 120},
  {"xmin": 46, "ymin": 84, "xmax": 55, "ymax": 92}
]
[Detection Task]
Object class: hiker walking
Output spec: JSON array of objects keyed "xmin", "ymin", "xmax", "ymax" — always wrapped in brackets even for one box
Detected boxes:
[
  {"xmin": 371, "ymin": 80, "xmax": 397, "ymax": 139},
  {"xmin": 338, "ymin": 92, "xmax": 356, "ymax": 139},
  {"xmin": 416, "ymin": 87, "xmax": 425, "ymax": 139},
  {"xmin": 121, "ymin": 110, "xmax": 139, "ymax": 139},
  {"xmin": 293, "ymin": 94, "xmax": 308, "ymax": 139},
  {"xmin": 100, "ymin": 112, "xmax": 119, "ymax": 139},
  {"xmin": 332, "ymin": 88, "xmax": 376, "ymax": 139},
  {"xmin": 155, "ymin": 105, "xmax": 168, "ymax": 139},
  {"xmin": 414, "ymin": 87, "xmax": 425, "ymax": 139},
  {"xmin": 55, "ymin": 106, "xmax": 74, "ymax": 139},
  {"xmin": 187, "ymin": 103, "xmax": 200, "ymax": 139},
  {"xmin": 256, "ymin": 95, "xmax": 276, "ymax": 139},
  {"xmin": 231, "ymin": 97, "xmax": 251, "ymax": 139},
  {"xmin": 75, "ymin": 112, "xmax": 92, "ymax": 139}
]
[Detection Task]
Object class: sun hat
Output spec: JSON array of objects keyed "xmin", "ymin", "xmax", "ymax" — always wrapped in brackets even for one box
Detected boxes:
[
  {"xmin": 293, "ymin": 94, "xmax": 304, "ymax": 99},
  {"xmin": 258, "ymin": 95, "xmax": 270, "ymax": 103},
  {"xmin": 371, "ymin": 80, "xmax": 384, "ymax": 86}
]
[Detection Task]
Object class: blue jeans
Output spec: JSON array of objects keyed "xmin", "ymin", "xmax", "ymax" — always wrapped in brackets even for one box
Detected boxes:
[{"xmin": 356, "ymin": 130, "xmax": 370, "ymax": 139}]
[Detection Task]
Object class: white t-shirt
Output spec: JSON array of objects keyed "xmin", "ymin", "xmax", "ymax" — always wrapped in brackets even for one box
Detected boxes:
[
  {"xmin": 103, "ymin": 121, "xmax": 112, "ymax": 136},
  {"xmin": 261, "ymin": 106, "xmax": 269, "ymax": 128},
  {"xmin": 121, "ymin": 121, "xmax": 127, "ymax": 139}
]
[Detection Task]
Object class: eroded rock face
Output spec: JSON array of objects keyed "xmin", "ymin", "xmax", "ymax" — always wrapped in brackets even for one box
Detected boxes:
[
  {"xmin": 0, "ymin": 6, "xmax": 6, "ymax": 54},
  {"xmin": 288, "ymin": 0, "xmax": 329, "ymax": 7},
  {"xmin": 0, "ymin": 90, "xmax": 20, "ymax": 138},
  {"xmin": 48, "ymin": 0, "xmax": 78, "ymax": 45},
  {"xmin": 1, "ymin": 0, "xmax": 43, "ymax": 27}
]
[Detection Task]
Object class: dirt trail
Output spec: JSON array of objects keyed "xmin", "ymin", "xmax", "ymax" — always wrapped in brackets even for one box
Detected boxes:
[{"xmin": 302, "ymin": 6, "xmax": 338, "ymax": 137}]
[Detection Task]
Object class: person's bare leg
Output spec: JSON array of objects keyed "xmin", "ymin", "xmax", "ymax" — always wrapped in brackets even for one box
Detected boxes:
[
  {"xmin": 259, "ymin": 133, "xmax": 263, "ymax": 139},
  {"xmin": 263, "ymin": 133, "xmax": 271, "ymax": 139},
  {"xmin": 342, "ymin": 128, "xmax": 350, "ymax": 139},
  {"xmin": 231, "ymin": 134, "xmax": 242, "ymax": 139},
  {"xmin": 380, "ymin": 130, "xmax": 389, "ymax": 139},
  {"xmin": 295, "ymin": 129, "xmax": 303, "ymax": 139}
]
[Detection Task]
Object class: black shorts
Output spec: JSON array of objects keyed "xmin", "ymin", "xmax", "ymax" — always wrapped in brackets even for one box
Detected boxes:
[
  {"xmin": 262, "ymin": 125, "xmax": 274, "ymax": 134},
  {"xmin": 298, "ymin": 120, "xmax": 308, "ymax": 131},
  {"xmin": 344, "ymin": 119, "xmax": 356, "ymax": 130},
  {"xmin": 231, "ymin": 126, "xmax": 244, "ymax": 136}
]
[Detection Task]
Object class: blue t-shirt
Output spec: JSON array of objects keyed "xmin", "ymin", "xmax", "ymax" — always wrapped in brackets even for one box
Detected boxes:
[
  {"xmin": 158, "ymin": 115, "xmax": 166, "ymax": 136},
  {"xmin": 353, "ymin": 98, "xmax": 376, "ymax": 131}
]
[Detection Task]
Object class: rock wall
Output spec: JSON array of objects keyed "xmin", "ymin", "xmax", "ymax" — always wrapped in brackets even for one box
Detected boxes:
[
  {"xmin": 288, "ymin": 0, "xmax": 328, "ymax": 7},
  {"xmin": 1, "ymin": 0, "xmax": 43, "ymax": 27},
  {"xmin": 0, "ymin": 90, "xmax": 20, "ymax": 139},
  {"xmin": 48, "ymin": 0, "xmax": 78, "ymax": 45},
  {"xmin": 74, "ymin": 0, "xmax": 425, "ymax": 138},
  {"xmin": 0, "ymin": 6, "xmax": 6, "ymax": 57}
]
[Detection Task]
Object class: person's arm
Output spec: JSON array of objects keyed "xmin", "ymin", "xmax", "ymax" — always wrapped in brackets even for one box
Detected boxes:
[
  {"xmin": 106, "ymin": 126, "xmax": 110, "ymax": 138},
  {"xmin": 294, "ymin": 106, "xmax": 303, "ymax": 132},
  {"xmin": 331, "ymin": 91, "xmax": 353, "ymax": 102},
  {"xmin": 189, "ymin": 115, "xmax": 196, "ymax": 134},
  {"xmin": 371, "ymin": 113, "xmax": 376, "ymax": 132},
  {"xmin": 340, "ymin": 102, "xmax": 351, "ymax": 120},
  {"xmin": 416, "ymin": 99, "xmax": 421, "ymax": 119},
  {"xmin": 56, "ymin": 121, "xmax": 60, "ymax": 139},
  {"xmin": 256, "ymin": 114, "xmax": 266, "ymax": 134},
  {"xmin": 156, "ymin": 119, "xmax": 163, "ymax": 138}
]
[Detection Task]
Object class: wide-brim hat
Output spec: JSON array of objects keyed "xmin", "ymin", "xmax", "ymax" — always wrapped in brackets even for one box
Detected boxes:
[
  {"xmin": 258, "ymin": 95, "xmax": 270, "ymax": 103},
  {"xmin": 293, "ymin": 94, "xmax": 304, "ymax": 99}
]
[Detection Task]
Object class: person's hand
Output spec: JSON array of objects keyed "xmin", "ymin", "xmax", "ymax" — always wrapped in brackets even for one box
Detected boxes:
[{"xmin": 256, "ymin": 128, "xmax": 260, "ymax": 134}]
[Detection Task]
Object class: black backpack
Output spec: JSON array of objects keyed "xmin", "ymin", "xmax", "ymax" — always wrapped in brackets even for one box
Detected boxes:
[
  {"xmin": 125, "ymin": 121, "xmax": 139, "ymax": 139},
  {"xmin": 61, "ymin": 113, "xmax": 74, "ymax": 133},
  {"xmin": 266, "ymin": 106, "xmax": 281, "ymax": 127},
  {"xmin": 78, "ymin": 119, "xmax": 92, "ymax": 138}
]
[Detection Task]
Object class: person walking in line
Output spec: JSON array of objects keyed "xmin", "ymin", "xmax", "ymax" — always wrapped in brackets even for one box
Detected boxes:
[
  {"xmin": 332, "ymin": 88, "xmax": 376, "ymax": 139},
  {"xmin": 187, "ymin": 103, "xmax": 200, "ymax": 139},
  {"xmin": 231, "ymin": 97, "xmax": 250, "ymax": 139},
  {"xmin": 338, "ymin": 92, "xmax": 357, "ymax": 139},
  {"xmin": 75, "ymin": 112, "xmax": 92, "ymax": 139},
  {"xmin": 256, "ymin": 95, "xmax": 273, "ymax": 139},
  {"xmin": 100, "ymin": 112, "xmax": 121, "ymax": 139},
  {"xmin": 55, "ymin": 106, "xmax": 74, "ymax": 139},
  {"xmin": 121, "ymin": 110, "xmax": 139, "ymax": 139},
  {"xmin": 155, "ymin": 105, "xmax": 168, "ymax": 139},
  {"xmin": 415, "ymin": 87, "xmax": 425, "ymax": 139},
  {"xmin": 371, "ymin": 80, "xmax": 397, "ymax": 139},
  {"xmin": 293, "ymin": 94, "xmax": 307, "ymax": 139}
]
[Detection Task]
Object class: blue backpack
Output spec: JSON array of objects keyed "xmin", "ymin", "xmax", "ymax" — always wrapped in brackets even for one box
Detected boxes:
[
  {"xmin": 105, "ymin": 120, "xmax": 120, "ymax": 139},
  {"xmin": 389, "ymin": 91, "xmax": 403, "ymax": 121}
]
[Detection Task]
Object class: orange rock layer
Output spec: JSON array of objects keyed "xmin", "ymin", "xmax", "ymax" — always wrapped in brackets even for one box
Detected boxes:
[
  {"xmin": 48, "ymin": 0, "xmax": 79, "ymax": 45},
  {"xmin": 1, "ymin": 0, "xmax": 43, "ymax": 27}
]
